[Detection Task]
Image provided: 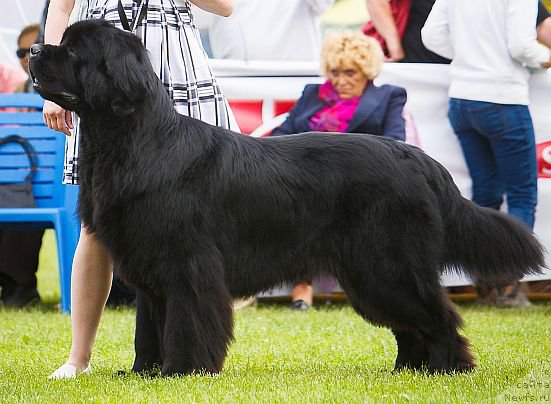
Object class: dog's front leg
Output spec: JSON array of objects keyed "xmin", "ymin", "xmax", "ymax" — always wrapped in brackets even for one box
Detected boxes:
[
  {"xmin": 132, "ymin": 289, "xmax": 163, "ymax": 375},
  {"xmin": 161, "ymin": 260, "xmax": 234, "ymax": 376},
  {"xmin": 392, "ymin": 329, "xmax": 429, "ymax": 371}
]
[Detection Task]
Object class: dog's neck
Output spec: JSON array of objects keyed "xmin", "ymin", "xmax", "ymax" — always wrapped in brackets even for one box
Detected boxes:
[
  {"xmin": 75, "ymin": 75, "xmax": 221, "ymax": 199},
  {"xmin": 79, "ymin": 80, "xmax": 179, "ymax": 143}
]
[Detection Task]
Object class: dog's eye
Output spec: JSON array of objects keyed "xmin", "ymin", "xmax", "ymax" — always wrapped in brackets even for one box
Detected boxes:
[{"xmin": 67, "ymin": 48, "xmax": 78, "ymax": 57}]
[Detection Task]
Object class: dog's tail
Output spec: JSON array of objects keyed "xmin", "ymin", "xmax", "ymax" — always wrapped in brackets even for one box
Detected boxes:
[{"xmin": 432, "ymin": 163, "xmax": 545, "ymax": 286}]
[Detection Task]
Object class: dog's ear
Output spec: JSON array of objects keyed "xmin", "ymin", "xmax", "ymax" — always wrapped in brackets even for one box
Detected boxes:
[{"xmin": 104, "ymin": 42, "xmax": 154, "ymax": 116}]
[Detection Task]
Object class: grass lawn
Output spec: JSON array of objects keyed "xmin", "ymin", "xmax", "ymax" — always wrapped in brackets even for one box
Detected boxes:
[{"xmin": 1, "ymin": 231, "xmax": 550, "ymax": 403}]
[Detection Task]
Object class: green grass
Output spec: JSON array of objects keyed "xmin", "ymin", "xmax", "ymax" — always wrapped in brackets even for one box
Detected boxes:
[{"xmin": 1, "ymin": 231, "xmax": 550, "ymax": 403}]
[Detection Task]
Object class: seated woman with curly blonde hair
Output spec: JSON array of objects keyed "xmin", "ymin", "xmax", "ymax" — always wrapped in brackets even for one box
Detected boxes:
[{"xmin": 271, "ymin": 31, "xmax": 407, "ymax": 309}]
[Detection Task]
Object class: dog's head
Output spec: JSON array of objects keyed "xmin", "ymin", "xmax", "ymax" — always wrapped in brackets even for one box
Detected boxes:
[{"xmin": 29, "ymin": 19, "xmax": 155, "ymax": 116}]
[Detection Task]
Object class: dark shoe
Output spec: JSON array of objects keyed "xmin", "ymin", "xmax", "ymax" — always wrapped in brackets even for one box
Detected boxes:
[
  {"xmin": 2, "ymin": 285, "xmax": 40, "ymax": 307},
  {"xmin": 290, "ymin": 299, "xmax": 309, "ymax": 310}
]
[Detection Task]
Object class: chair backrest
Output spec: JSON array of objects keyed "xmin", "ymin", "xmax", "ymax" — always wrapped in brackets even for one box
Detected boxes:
[{"xmin": 0, "ymin": 93, "xmax": 67, "ymax": 208}]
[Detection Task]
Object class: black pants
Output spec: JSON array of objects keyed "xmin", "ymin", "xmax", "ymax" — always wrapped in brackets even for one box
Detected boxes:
[{"xmin": 0, "ymin": 230, "xmax": 44, "ymax": 288}]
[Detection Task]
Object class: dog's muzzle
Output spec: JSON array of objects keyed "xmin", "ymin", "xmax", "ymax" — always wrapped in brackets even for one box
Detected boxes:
[{"xmin": 28, "ymin": 44, "xmax": 81, "ymax": 105}]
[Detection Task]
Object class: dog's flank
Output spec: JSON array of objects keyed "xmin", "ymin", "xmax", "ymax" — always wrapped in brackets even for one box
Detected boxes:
[{"xmin": 29, "ymin": 19, "xmax": 545, "ymax": 377}]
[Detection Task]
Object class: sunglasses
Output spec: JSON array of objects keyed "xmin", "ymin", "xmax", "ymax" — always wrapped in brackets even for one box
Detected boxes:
[{"xmin": 16, "ymin": 48, "xmax": 31, "ymax": 58}]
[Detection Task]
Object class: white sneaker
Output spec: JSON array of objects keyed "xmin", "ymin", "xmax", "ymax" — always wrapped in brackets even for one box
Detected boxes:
[{"xmin": 48, "ymin": 363, "xmax": 92, "ymax": 379}]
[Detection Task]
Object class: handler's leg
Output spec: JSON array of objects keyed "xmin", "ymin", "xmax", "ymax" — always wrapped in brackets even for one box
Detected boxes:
[{"xmin": 49, "ymin": 228, "xmax": 112, "ymax": 378}]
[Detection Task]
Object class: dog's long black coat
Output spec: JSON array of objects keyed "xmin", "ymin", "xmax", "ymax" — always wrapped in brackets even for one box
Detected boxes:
[{"xmin": 30, "ymin": 20, "xmax": 545, "ymax": 376}]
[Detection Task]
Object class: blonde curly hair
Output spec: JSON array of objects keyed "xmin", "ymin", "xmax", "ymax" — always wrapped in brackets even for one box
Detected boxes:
[{"xmin": 320, "ymin": 31, "xmax": 384, "ymax": 80}]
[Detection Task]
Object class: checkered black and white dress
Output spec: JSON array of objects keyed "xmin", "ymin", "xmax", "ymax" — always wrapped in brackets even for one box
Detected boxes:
[{"xmin": 63, "ymin": 0, "xmax": 238, "ymax": 184}]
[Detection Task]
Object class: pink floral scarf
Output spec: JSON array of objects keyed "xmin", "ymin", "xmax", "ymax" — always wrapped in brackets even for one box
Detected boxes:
[{"xmin": 309, "ymin": 80, "xmax": 361, "ymax": 133}]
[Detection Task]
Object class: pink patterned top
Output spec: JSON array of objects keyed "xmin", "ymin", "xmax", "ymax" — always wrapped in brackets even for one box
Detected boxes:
[
  {"xmin": 309, "ymin": 80, "xmax": 361, "ymax": 133},
  {"xmin": 0, "ymin": 65, "xmax": 25, "ymax": 93}
]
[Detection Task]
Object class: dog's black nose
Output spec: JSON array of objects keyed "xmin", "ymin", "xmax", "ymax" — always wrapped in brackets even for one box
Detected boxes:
[{"xmin": 30, "ymin": 44, "xmax": 43, "ymax": 57}]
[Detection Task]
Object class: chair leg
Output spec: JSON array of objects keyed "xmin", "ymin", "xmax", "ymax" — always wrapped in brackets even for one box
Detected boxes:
[{"xmin": 55, "ymin": 210, "xmax": 80, "ymax": 313}]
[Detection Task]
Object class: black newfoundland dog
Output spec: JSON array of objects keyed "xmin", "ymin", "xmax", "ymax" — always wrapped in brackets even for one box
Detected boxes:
[{"xmin": 29, "ymin": 20, "xmax": 544, "ymax": 376}]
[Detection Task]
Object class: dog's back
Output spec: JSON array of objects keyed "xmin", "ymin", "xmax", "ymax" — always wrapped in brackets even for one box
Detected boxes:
[
  {"xmin": 200, "ymin": 131, "xmax": 444, "ymax": 294},
  {"xmin": 180, "ymin": 128, "xmax": 544, "ymax": 297}
]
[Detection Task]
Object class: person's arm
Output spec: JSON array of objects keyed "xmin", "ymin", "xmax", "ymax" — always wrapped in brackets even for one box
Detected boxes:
[
  {"xmin": 365, "ymin": 0, "xmax": 404, "ymax": 61},
  {"xmin": 421, "ymin": 0, "xmax": 454, "ymax": 60},
  {"xmin": 271, "ymin": 87, "xmax": 312, "ymax": 136},
  {"xmin": 43, "ymin": 0, "xmax": 75, "ymax": 136},
  {"xmin": 189, "ymin": 0, "xmax": 232, "ymax": 17},
  {"xmin": 45, "ymin": 0, "xmax": 74, "ymax": 45},
  {"xmin": 537, "ymin": 17, "xmax": 551, "ymax": 48},
  {"xmin": 382, "ymin": 87, "xmax": 407, "ymax": 141},
  {"xmin": 537, "ymin": 1, "xmax": 551, "ymax": 48},
  {"xmin": 507, "ymin": 0, "xmax": 551, "ymax": 68}
]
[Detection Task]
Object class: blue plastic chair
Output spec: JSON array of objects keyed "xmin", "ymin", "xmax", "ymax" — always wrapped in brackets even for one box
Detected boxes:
[{"xmin": 0, "ymin": 93, "xmax": 79, "ymax": 313}]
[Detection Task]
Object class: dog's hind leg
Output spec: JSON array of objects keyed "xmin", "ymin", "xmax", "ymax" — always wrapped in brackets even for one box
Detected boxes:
[
  {"xmin": 132, "ymin": 289, "xmax": 164, "ymax": 375},
  {"xmin": 388, "ymin": 290, "xmax": 475, "ymax": 373},
  {"xmin": 419, "ymin": 293, "xmax": 475, "ymax": 374},
  {"xmin": 338, "ymin": 263, "xmax": 475, "ymax": 373},
  {"xmin": 160, "ymin": 254, "xmax": 234, "ymax": 376}
]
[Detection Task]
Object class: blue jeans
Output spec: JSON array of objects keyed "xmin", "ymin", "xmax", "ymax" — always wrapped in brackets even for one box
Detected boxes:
[{"xmin": 448, "ymin": 98, "xmax": 538, "ymax": 230}]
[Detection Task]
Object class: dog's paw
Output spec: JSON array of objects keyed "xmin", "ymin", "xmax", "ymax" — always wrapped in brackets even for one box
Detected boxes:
[
  {"xmin": 131, "ymin": 362, "xmax": 162, "ymax": 377},
  {"xmin": 393, "ymin": 360, "xmax": 429, "ymax": 373}
]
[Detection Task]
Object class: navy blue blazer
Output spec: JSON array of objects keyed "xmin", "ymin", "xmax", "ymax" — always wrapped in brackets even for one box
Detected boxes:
[{"xmin": 271, "ymin": 83, "xmax": 407, "ymax": 141}]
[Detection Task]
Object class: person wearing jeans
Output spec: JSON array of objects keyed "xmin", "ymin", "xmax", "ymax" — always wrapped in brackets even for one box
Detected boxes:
[
  {"xmin": 447, "ymin": 101, "xmax": 538, "ymax": 231},
  {"xmin": 422, "ymin": 0, "xmax": 551, "ymax": 306},
  {"xmin": 448, "ymin": 101, "xmax": 538, "ymax": 305}
]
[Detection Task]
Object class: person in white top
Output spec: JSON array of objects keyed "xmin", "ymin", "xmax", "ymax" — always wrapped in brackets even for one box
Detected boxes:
[
  {"xmin": 421, "ymin": 0, "xmax": 551, "ymax": 306},
  {"xmin": 208, "ymin": 0, "xmax": 334, "ymax": 61}
]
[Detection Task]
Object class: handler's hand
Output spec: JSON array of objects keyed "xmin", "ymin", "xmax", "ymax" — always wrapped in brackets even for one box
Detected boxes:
[{"xmin": 43, "ymin": 100, "xmax": 73, "ymax": 136}]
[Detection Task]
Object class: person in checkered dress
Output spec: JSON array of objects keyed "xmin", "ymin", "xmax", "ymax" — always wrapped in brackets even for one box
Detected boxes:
[{"xmin": 64, "ymin": 0, "xmax": 238, "ymax": 184}]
